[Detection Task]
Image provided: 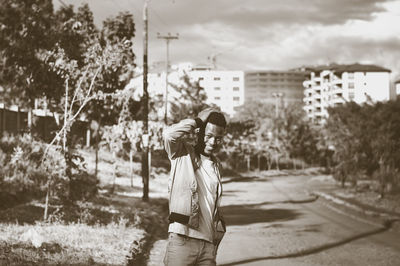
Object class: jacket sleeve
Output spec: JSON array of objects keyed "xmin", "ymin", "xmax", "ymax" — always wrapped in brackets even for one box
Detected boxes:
[{"xmin": 163, "ymin": 119, "xmax": 197, "ymax": 160}]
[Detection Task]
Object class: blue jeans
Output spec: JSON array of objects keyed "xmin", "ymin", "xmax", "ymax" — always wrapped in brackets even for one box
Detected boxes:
[{"xmin": 163, "ymin": 233, "xmax": 216, "ymax": 266}]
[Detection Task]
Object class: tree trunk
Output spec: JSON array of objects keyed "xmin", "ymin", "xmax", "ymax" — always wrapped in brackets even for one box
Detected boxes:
[
  {"xmin": 112, "ymin": 151, "xmax": 117, "ymax": 194},
  {"xmin": 94, "ymin": 119, "xmax": 102, "ymax": 183},
  {"xmin": 1, "ymin": 104, "xmax": 6, "ymax": 136},
  {"xmin": 43, "ymin": 180, "xmax": 50, "ymax": 221},
  {"xmin": 16, "ymin": 106, "xmax": 20, "ymax": 133},
  {"xmin": 276, "ymin": 155, "xmax": 280, "ymax": 170},
  {"xmin": 130, "ymin": 150, "xmax": 133, "ymax": 187},
  {"xmin": 65, "ymin": 145, "xmax": 73, "ymax": 199},
  {"xmin": 267, "ymin": 156, "xmax": 272, "ymax": 170},
  {"xmin": 341, "ymin": 169, "xmax": 346, "ymax": 188},
  {"xmin": 142, "ymin": 151, "xmax": 149, "ymax": 201},
  {"xmin": 257, "ymin": 154, "xmax": 261, "ymax": 171},
  {"xmin": 27, "ymin": 107, "xmax": 32, "ymax": 131},
  {"xmin": 149, "ymin": 149, "xmax": 152, "ymax": 177},
  {"xmin": 95, "ymin": 133, "xmax": 99, "ymax": 181}
]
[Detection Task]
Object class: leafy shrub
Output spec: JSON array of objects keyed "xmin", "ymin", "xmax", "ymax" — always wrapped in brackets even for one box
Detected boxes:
[
  {"xmin": 326, "ymin": 98, "xmax": 400, "ymax": 196},
  {"xmin": 0, "ymin": 133, "xmax": 97, "ymax": 209},
  {"xmin": 0, "ymin": 134, "xmax": 55, "ymax": 208}
]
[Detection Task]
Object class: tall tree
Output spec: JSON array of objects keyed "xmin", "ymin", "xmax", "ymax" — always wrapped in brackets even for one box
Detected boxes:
[{"xmin": 0, "ymin": 0, "xmax": 62, "ymax": 107}]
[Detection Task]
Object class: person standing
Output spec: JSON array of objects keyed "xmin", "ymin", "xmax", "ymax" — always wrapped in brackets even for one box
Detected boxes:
[{"xmin": 163, "ymin": 108, "xmax": 227, "ymax": 266}]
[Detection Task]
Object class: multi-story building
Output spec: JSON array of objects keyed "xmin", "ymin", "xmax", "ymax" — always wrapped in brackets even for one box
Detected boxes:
[
  {"xmin": 303, "ymin": 63, "xmax": 391, "ymax": 124},
  {"xmin": 244, "ymin": 70, "xmax": 309, "ymax": 104},
  {"xmin": 190, "ymin": 65, "xmax": 244, "ymax": 116},
  {"xmin": 126, "ymin": 63, "xmax": 244, "ymax": 117},
  {"xmin": 395, "ymin": 79, "xmax": 400, "ymax": 96}
]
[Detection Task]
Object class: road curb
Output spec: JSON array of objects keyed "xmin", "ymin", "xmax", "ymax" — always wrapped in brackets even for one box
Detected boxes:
[{"xmin": 310, "ymin": 191, "xmax": 400, "ymax": 227}]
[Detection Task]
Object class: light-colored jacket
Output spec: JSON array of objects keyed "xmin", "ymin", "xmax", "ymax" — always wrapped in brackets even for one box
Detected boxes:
[{"xmin": 163, "ymin": 119, "xmax": 226, "ymax": 246}]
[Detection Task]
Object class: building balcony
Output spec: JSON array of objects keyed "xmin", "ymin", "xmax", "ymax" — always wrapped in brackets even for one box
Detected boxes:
[
  {"xmin": 314, "ymin": 109, "xmax": 329, "ymax": 118},
  {"xmin": 304, "ymin": 104, "xmax": 313, "ymax": 111},
  {"xmin": 314, "ymin": 111, "xmax": 323, "ymax": 117},
  {"xmin": 331, "ymin": 85, "xmax": 343, "ymax": 92},
  {"xmin": 313, "ymin": 93, "xmax": 322, "ymax": 99},
  {"xmin": 332, "ymin": 78, "xmax": 343, "ymax": 85},
  {"xmin": 314, "ymin": 100, "xmax": 322, "ymax": 107},
  {"xmin": 331, "ymin": 96, "xmax": 345, "ymax": 104},
  {"xmin": 304, "ymin": 87, "xmax": 313, "ymax": 95},
  {"xmin": 313, "ymin": 85, "xmax": 321, "ymax": 90},
  {"xmin": 303, "ymin": 96, "xmax": 313, "ymax": 103},
  {"xmin": 303, "ymin": 80, "xmax": 312, "ymax": 87}
]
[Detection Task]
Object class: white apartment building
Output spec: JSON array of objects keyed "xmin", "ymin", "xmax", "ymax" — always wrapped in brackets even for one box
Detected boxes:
[
  {"xmin": 395, "ymin": 79, "xmax": 400, "ymax": 96},
  {"xmin": 126, "ymin": 63, "xmax": 244, "ymax": 117},
  {"xmin": 190, "ymin": 65, "xmax": 244, "ymax": 116},
  {"xmin": 303, "ymin": 63, "xmax": 391, "ymax": 124}
]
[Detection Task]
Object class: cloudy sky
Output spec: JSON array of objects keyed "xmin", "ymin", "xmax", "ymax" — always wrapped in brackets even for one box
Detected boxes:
[{"xmin": 54, "ymin": 0, "xmax": 400, "ymax": 78}]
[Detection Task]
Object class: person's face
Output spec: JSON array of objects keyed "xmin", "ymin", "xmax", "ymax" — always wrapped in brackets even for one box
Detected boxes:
[{"xmin": 203, "ymin": 123, "xmax": 225, "ymax": 156}]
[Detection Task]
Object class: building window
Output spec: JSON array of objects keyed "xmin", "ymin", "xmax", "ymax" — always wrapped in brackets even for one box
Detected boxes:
[
  {"xmin": 233, "ymin": 77, "xmax": 240, "ymax": 81},
  {"xmin": 233, "ymin": 97, "xmax": 240, "ymax": 101},
  {"xmin": 349, "ymin": 92, "xmax": 355, "ymax": 100},
  {"xmin": 348, "ymin": 82, "xmax": 354, "ymax": 89},
  {"xmin": 233, "ymin": 87, "xmax": 240, "ymax": 91},
  {"xmin": 214, "ymin": 87, "xmax": 221, "ymax": 90},
  {"xmin": 214, "ymin": 77, "xmax": 221, "ymax": 81},
  {"xmin": 348, "ymin": 73, "xmax": 354, "ymax": 79},
  {"xmin": 214, "ymin": 96, "xmax": 221, "ymax": 100},
  {"xmin": 198, "ymin": 77, "xmax": 204, "ymax": 81}
]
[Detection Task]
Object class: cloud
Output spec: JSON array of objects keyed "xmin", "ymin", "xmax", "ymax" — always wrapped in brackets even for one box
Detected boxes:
[
  {"xmin": 149, "ymin": 0, "xmax": 390, "ymax": 31},
  {"xmin": 305, "ymin": 36, "xmax": 400, "ymax": 76},
  {"xmin": 52, "ymin": 0, "xmax": 399, "ymax": 76}
]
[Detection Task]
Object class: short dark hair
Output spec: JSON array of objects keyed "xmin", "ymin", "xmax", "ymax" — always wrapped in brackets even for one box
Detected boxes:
[{"xmin": 207, "ymin": 112, "xmax": 227, "ymax": 128}]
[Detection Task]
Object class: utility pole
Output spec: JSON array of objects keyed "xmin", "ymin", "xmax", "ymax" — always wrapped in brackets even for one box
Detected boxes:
[
  {"xmin": 157, "ymin": 32, "xmax": 179, "ymax": 125},
  {"xmin": 142, "ymin": 0, "xmax": 150, "ymax": 201}
]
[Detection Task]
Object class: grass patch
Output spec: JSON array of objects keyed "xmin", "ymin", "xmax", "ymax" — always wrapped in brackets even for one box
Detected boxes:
[
  {"xmin": 0, "ymin": 194, "xmax": 169, "ymax": 265},
  {"xmin": 0, "ymin": 222, "xmax": 145, "ymax": 265},
  {"xmin": 0, "ymin": 147, "xmax": 170, "ymax": 265}
]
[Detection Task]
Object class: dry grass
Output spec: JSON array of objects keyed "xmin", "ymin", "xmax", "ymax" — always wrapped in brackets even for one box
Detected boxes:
[
  {"xmin": 0, "ymin": 147, "xmax": 170, "ymax": 265},
  {"xmin": 0, "ymin": 222, "xmax": 145, "ymax": 265},
  {"xmin": 79, "ymin": 148, "xmax": 169, "ymax": 198}
]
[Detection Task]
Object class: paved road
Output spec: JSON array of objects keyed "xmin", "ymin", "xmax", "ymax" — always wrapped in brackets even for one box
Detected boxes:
[{"xmin": 216, "ymin": 175, "xmax": 400, "ymax": 266}]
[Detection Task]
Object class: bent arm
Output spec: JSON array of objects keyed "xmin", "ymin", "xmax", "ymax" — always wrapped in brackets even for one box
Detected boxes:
[{"xmin": 163, "ymin": 118, "xmax": 202, "ymax": 159}]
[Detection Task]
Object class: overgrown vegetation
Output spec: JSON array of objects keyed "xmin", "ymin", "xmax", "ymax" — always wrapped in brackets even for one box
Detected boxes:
[
  {"xmin": 0, "ymin": 134, "xmax": 63, "ymax": 209},
  {"xmin": 0, "ymin": 194, "xmax": 168, "ymax": 265},
  {"xmin": 326, "ymin": 98, "xmax": 400, "ymax": 197},
  {"xmin": 222, "ymin": 101, "xmax": 322, "ymax": 171}
]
